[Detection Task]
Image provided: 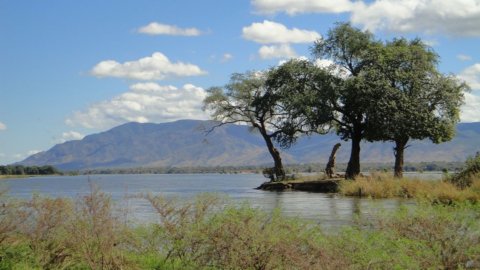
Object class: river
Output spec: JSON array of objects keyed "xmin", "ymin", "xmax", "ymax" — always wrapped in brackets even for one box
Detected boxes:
[{"xmin": 2, "ymin": 173, "xmax": 441, "ymax": 228}]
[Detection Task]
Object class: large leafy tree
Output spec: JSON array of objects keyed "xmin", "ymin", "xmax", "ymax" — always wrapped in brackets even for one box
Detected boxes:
[
  {"xmin": 203, "ymin": 72, "xmax": 307, "ymax": 181},
  {"xmin": 364, "ymin": 38, "xmax": 467, "ymax": 178},
  {"xmin": 265, "ymin": 59, "xmax": 337, "ymax": 148},
  {"xmin": 311, "ymin": 22, "xmax": 381, "ymax": 179}
]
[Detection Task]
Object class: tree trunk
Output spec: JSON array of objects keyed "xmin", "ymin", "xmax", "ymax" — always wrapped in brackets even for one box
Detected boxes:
[
  {"xmin": 346, "ymin": 131, "xmax": 361, "ymax": 180},
  {"xmin": 325, "ymin": 143, "xmax": 341, "ymax": 178},
  {"xmin": 260, "ymin": 129, "xmax": 285, "ymax": 181},
  {"xmin": 394, "ymin": 138, "xmax": 409, "ymax": 178}
]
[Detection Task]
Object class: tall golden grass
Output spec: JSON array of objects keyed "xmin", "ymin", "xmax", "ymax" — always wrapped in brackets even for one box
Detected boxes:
[{"xmin": 339, "ymin": 172, "xmax": 480, "ymax": 203}]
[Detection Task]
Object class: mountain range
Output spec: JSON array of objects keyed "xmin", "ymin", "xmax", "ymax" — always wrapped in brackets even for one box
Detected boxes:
[{"xmin": 19, "ymin": 120, "xmax": 480, "ymax": 170}]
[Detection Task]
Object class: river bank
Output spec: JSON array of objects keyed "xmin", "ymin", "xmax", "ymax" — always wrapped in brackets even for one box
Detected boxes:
[
  {"xmin": 256, "ymin": 178, "xmax": 341, "ymax": 192},
  {"xmin": 257, "ymin": 172, "xmax": 480, "ymax": 203}
]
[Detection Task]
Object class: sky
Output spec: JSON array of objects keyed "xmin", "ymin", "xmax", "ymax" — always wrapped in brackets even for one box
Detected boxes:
[{"xmin": 1, "ymin": 0, "xmax": 480, "ymax": 165}]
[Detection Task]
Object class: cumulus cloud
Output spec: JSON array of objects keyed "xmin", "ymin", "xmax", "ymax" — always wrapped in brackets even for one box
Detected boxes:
[
  {"xmin": 91, "ymin": 52, "xmax": 207, "ymax": 81},
  {"xmin": 457, "ymin": 54, "xmax": 473, "ymax": 62},
  {"xmin": 252, "ymin": 0, "xmax": 480, "ymax": 37},
  {"xmin": 314, "ymin": 59, "xmax": 350, "ymax": 78},
  {"xmin": 458, "ymin": 63, "xmax": 480, "ymax": 90},
  {"xmin": 458, "ymin": 63, "xmax": 480, "ymax": 122},
  {"xmin": 461, "ymin": 92, "xmax": 480, "ymax": 122},
  {"xmin": 259, "ymin": 44, "xmax": 297, "ymax": 59},
  {"xmin": 66, "ymin": 83, "xmax": 208, "ymax": 129},
  {"xmin": 252, "ymin": 0, "xmax": 357, "ymax": 15},
  {"xmin": 350, "ymin": 0, "xmax": 480, "ymax": 36},
  {"xmin": 61, "ymin": 131, "xmax": 84, "ymax": 142},
  {"xmin": 137, "ymin": 22, "xmax": 202, "ymax": 36},
  {"xmin": 242, "ymin": 20, "xmax": 320, "ymax": 44},
  {"xmin": 0, "ymin": 121, "xmax": 6, "ymax": 131}
]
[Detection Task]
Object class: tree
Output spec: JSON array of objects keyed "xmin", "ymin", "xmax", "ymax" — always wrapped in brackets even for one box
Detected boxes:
[
  {"xmin": 364, "ymin": 38, "xmax": 467, "ymax": 177},
  {"xmin": 203, "ymin": 72, "xmax": 305, "ymax": 181},
  {"xmin": 311, "ymin": 23, "xmax": 381, "ymax": 179},
  {"xmin": 265, "ymin": 59, "xmax": 337, "ymax": 147}
]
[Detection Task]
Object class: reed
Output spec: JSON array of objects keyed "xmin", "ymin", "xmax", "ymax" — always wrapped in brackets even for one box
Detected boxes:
[{"xmin": 339, "ymin": 172, "xmax": 480, "ymax": 203}]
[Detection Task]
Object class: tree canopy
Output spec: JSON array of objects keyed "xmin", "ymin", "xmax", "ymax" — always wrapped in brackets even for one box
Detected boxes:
[
  {"xmin": 203, "ymin": 72, "xmax": 309, "ymax": 181},
  {"xmin": 311, "ymin": 22, "xmax": 383, "ymax": 178},
  {"xmin": 364, "ymin": 38, "xmax": 467, "ymax": 177},
  {"xmin": 204, "ymin": 22, "xmax": 468, "ymax": 180}
]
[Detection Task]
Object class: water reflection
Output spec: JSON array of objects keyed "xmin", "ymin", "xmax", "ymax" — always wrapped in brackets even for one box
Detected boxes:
[{"xmin": 2, "ymin": 174, "xmax": 417, "ymax": 229}]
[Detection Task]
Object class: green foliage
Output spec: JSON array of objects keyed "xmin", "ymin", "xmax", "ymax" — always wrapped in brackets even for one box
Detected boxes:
[
  {"xmin": 266, "ymin": 22, "xmax": 468, "ymax": 179},
  {"xmin": 203, "ymin": 71, "xmax": 298, "ymax": 181},
  {"xmin": 265, "ymin": 59, "xmax": 337, "ymax": 147},
  {"xmin": 0, "ymin": 244, "xmax": 39, "ymax": 270},
  {"xmin": 0, "ymin": 165, "xmax": 60, "ymax": 176},
  {"xmin": 267, "ymin": 22, "xmax": 383, "ymax": 179},
  {"xmin": 448, "ymin": 153, "xmax": 480, "ymax": 188},
  {"xmin": 311, "ymin": 22, "xmax": 381, "ymax": 142},
  {"xmin": 364, "ymin": 37, "xmax": 466, "ymax": 144}
]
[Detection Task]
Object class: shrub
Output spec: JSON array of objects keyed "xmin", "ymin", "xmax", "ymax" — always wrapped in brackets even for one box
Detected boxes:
[
  {"xmin": 66, "ymin": 184, "xmax": 132, "ymax": 269},
  {"xmin": 448, "ymin": 153, "xmax": 480, "ymax": 189}
]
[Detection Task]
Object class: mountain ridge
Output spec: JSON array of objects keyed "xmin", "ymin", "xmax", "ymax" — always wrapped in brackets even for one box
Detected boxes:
[{"xmin": 19, "ymin": 120, "xmax": 480, "ymax": 170}]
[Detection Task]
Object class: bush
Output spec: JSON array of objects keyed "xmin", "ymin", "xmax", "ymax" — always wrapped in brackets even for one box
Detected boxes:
[{"xmin": 448, "ymin": 153, "xmax": 480, "ymax": 189}]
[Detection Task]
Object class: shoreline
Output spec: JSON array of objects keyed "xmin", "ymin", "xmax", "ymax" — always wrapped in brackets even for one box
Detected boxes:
[{"xmin": 256, "ymin": 178, "xmax": 341, "ymax": 192}]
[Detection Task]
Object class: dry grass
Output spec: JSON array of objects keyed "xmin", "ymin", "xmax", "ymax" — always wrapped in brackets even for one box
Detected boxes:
[
  {"xmin": 339, "ymin": 172, "xmax": 480, "ymax": 203},
  {"xmin": 0, "ymin": 175, "xmax": 30, "ymax": 180}
]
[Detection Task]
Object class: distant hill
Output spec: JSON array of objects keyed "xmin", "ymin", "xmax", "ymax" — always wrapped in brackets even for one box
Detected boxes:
[{"xmin": 19, "ymin": 120, "xmax": 480, "ymax": 170}]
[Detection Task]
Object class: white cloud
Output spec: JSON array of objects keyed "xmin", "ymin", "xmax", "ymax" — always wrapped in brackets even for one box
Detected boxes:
[
  {"xmin": 457, "ymin": 54, "xmax": 472, "ymax": 61},
  {"xmin": 61, "ymin": 131, "xmax": 84, "ymax": 142},
  {"xmin": 314, "ymin": 59, "xmax": 350, "ymax": 78},
  {"xmin": 423, "ymin": 39, "xmax": 438, "ymax": 47},
  {"xmin": 458, "ymin": 63, "xmax": 480, "ymax": 122},
  {"xmin": 13, "ymin": 150, "xmax": 42, "ymax": 161},
  {"xmin": 259, "ymin": 44, "xmax": 297, "ymax": 59},
  {"xmin": 27, "ymin": 150, "xmax": 41, "ymax": 156},
  {"xmin": 66, "ymin": 83, "xmax": 208, "ymax": 129},
  {"xmin": 242, "ymin": 20, "xmax": 320, "ymax": 44},
  {"xmin": 461, "ymin": 92, "xmax": 480, "ymax": 122},
  {"xmin": 221, "ymin": 53, "xmax": 233, "ymax": 63},
  {"xmin": 277, "ymin": 56, "xmax": 308, "ymax": 66},
  {"xmin": 0, "ymin": 121, "xmax": 6, "ymax": 131},
  {"xmin": 252, "ymin": 0, "xmax": 358, "ymax": 15},
  {"xmin": 252, "ymin": 0, "xmax": 480, "ymax": 37},
  {"xmin": 458, "ymin": 63, "xmax": 480, "ymax": 89},
  {"xmin": 137, "ymin": 22, "xmax": 202, "ymax": 36},
  {"xmin": 350, "ymin": 0, "xmax": 480, "ymax": 36},
  {"xmin": 91, "ymin": 52, "xmax": 207, "ymax": 81}
]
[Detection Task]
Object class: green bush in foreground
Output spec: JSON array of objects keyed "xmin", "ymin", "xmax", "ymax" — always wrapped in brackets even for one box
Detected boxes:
[{"xmin": 0, "ymin": 188, "xmax": 479, "ymax": 269}]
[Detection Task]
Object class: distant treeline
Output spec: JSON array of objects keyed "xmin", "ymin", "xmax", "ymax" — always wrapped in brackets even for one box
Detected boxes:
[
  {"xmin": 79, "ymin": 161, "xmax": 465, "ymax": 175},
  {"xmin": 0, "ymin": 165, "xmax": 60, "ymax": 175}
]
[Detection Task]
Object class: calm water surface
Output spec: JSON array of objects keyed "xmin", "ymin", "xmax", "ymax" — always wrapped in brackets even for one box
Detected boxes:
[{"xmin": 1, "ymin": 173, "xmax": 430, "ymax": 229}]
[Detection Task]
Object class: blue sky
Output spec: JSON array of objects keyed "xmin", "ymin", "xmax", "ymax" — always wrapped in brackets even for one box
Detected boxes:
[{"xmin": 1, "ymin": 0, "xmax": 479, "ymax": 164}]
